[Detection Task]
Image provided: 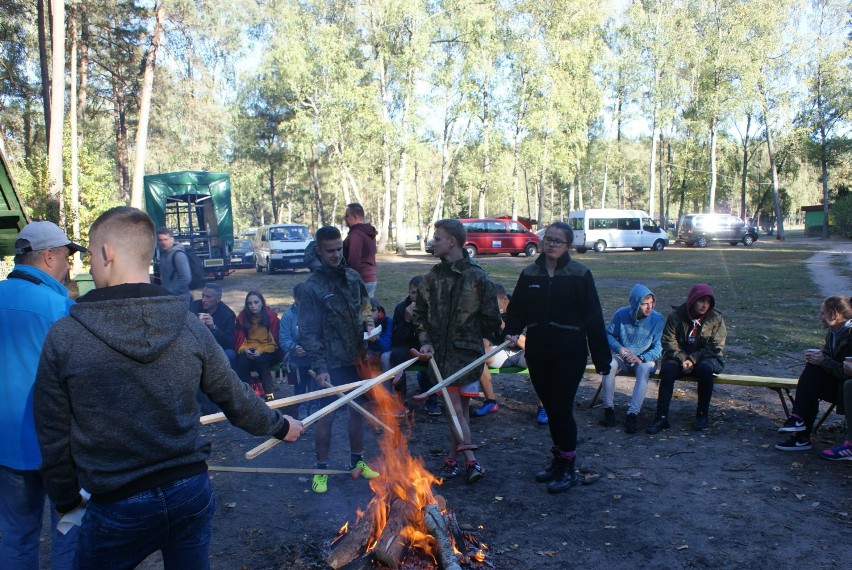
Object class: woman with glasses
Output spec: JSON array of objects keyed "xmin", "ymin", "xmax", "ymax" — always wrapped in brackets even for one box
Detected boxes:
[{"xmin": 504, "ymin": 222, "xmax": 611, "ymax": 494}]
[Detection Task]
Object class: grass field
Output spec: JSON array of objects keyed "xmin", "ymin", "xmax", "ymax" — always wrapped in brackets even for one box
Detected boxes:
[{"xmin": 219, "ymin": 239, "xmax": 829, "ymax": 377}]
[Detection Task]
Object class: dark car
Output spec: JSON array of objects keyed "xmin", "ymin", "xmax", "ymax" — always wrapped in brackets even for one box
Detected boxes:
[
  {"xmin": 676, "ymin": 214, "xmax": 758, "ymax": 247},
  {"xmin": 229, "ymin": 239, "xmax": 255, "ymax": 267}
]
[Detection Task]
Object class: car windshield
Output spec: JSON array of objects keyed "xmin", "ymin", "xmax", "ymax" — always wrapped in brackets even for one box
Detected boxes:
[
  {"xmin": 234, "ymin": 240, "xmax": 250, "ymax": 249},
  {"xmin": 270, "ymin": 227, "xmax": 309, "ymax": 241}
]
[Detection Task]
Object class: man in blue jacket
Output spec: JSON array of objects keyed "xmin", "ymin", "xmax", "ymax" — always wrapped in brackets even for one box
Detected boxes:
[
  {"xmin": 0, "ymin": 221, "xmax": 86, "ymax": 570},
  {"xmin": 599, "ymin": 284, "xmax": 664, "ymax": 434}
]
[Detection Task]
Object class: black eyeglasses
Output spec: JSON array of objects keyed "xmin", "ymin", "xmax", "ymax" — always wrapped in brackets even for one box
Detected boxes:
[{"xmin": 543, "ymin": 236, "xmax": 567, "ymax": 246}]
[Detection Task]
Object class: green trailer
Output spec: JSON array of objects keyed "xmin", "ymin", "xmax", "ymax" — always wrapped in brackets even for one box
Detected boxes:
[
  {"xmin": 144, "ymin": 171, "xmax": 234, "ymax": 280},
  {"xmin": 0, "ymin": 146, "xmax": 29, "ymax": 257}
]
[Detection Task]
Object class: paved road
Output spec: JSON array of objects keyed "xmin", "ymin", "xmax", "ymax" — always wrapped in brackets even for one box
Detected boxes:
[{"xmin": 803, "ymin": 238, "xmax": 852, "ymax": 297}]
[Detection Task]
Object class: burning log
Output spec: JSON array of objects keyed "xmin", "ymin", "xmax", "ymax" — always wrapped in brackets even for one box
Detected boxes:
[
  {"xmin": 373, "ymin": 498, "xmax": 420, "ymax": 568},
  {"xmin": 327, "ymin": 501, "xmax": 382, "ymax": 570},
  {"xmin": 423, "ymin": 504, "xmax": 462, "ymax": 570}
]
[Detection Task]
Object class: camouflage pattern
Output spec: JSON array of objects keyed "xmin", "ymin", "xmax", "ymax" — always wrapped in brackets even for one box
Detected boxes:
[
  {"xmin": 413, "ymin": 255, "xmax": 502, "ymax": 386},
  {"xmin": 299, "ymin": 262, "xmax": 373, "ymax": 374}
]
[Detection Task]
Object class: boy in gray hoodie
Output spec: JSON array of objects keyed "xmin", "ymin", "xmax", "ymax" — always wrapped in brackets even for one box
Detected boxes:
[{"xmin": 34, "ymin": 207, "xmax": 303, "ymax": 569}]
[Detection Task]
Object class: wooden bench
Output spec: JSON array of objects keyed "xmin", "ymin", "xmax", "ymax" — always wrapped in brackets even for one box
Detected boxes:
[{"xmin": 404, "ymin": 361, "xmax": 838, "ymax": 433}]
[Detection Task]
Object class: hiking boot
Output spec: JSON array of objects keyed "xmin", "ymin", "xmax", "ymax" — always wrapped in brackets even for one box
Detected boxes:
[
  {"xmin": 778, "ymin": 414, "xmax": 806, "ymax": 433},
  {"xmin": 819, "ymin": 440, "xmax": 852, "ymax": 461},
  {"xmin": 693, "ymin": 413, "xmax": 709, "ymax": 431},
  {"xmin": 438, "ymin": 458, "xmax": 460, "ymax": 480},
  {"xmin": 424, "ymin": 398, "xmax": 442, "ymax": 416},
  {"xmin": 536, "ymin": 405, "xmax": 549, "ymax": 425},
  {"xmin": 624, "ymin": 413, "xmax": 638, "ymax": 434},
  {"xmin": 311, "ymin": 474, "xmax": 328, "ymax": 494},
  {"xmin": 535, "ymin": 455, "xmax": 559, "ymax": 483},
  {"xmin": 264, "ymin": 393, "xmax": 275, "ymax": 402},
  {"xmin": 474, "ymin": 400, "xmax": 499, "ymax": 416},
  {"xmin": 466, "ymin": 461, "xmax": 484, "ymax": 484},
  {"xmin": 351, "ymin": 460, "xmax": 380, "ymax": 479},
  {"xmin": 775, "ymin": 435, "xmax": 812, "ymax": 451},
  {"xmin": 297, "ymin": 404, "xmax": 308, "ymax": 421},
  {"xmin": 646, "ymin": 417, "xmax": 670, "ymax": 434},
  {"xmin": 599, "ymin": 407, "xmax": 616, "ymax": 427},
  {"xmin": 546, "ymin": 457, "xmax": 579, "ymax": 494}
]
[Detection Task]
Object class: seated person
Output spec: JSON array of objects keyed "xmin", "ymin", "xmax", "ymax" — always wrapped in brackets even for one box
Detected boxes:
[
  {"xmin": 234, "ymin": 291, "xmax": 282, "ymax": 402},
  {"xmin": 279, "ymin": 283, "xmax": 314, "ymax": 420},
  {"xmin": 820, "ymin": 357, "xmax": 852, "ymax": 461},
  {"xmin": 189, "ymin": 283, "xmax": 237, "ymax": 366},
  {"xmin": 647, "ymin": 284, "xmax": 726, "ymax": 434},
  {"xmin": 777, "ymin": 295, "xmax": 852, "ymax": 452},
  {"xmin": 598, "ymin": 284, "xmax": 663, "ymax": 434},
  {"xmin": 367, "ymin": 298, "xmax": 393, "ymax": 373},
  {"xmin": 390, "ymin": 276, "xmax": 440, "ymax": 415}
]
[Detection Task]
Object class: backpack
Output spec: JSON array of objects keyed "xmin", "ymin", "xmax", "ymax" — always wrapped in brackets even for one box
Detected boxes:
[{"xmin": 173, "ymin": 249, "xmax": 206, "ymax": 289}]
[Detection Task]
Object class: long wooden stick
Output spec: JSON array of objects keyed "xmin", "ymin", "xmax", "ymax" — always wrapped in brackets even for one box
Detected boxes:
[
  {"xmin": 200, "ymin": 380, "xmax": 365, "ymax": 426},
  {"xmin": 245, "ymin": 357, "xmax": 418, "ymax": 460},
  {"xmin": 412, "ymin": 341, "xmax": 511, "ymax": 402},
  {"xmin": 429, "ymin": 357, "xmax": 464, "ymax": 443},
  {"xmin": 209, "ymin": 465, "xmax": 352, "ymax": 475},
  {"xmin": 311, "ymin": 371, "xmax": 395, "ymax": 434}
]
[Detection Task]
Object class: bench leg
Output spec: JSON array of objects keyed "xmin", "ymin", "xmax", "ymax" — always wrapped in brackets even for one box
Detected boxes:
[
  {"xmin": 590, "ymin": 381, "xmax": 602, "ymax": 408},
  {"xmin": 774, "ymin": 388, "xmax": 793, "ymax": 418},
  {"xmin": 813, "ymin": 403, "xmax": 837, "ymax": 434}
]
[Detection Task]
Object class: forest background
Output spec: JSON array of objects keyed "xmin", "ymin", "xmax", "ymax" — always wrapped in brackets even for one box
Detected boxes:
[{"xmin": 1, "ymin": 0, "xmax": 851, "ymax": 260}]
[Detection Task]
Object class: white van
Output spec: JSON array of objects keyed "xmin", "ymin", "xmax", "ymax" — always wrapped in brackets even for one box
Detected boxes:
[
  {"xmin": 567, "ymin": 209, "xmax": 668, "ymax": 253},
  {"xmin": 252, "ymin": 224, "xmax": 312, "ymax": 273}
]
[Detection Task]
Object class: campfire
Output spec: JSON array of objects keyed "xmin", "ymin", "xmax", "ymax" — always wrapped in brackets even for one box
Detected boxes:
[{"xmin": 326, "ymin": 381, "xmax": 489, "ymax": 570}]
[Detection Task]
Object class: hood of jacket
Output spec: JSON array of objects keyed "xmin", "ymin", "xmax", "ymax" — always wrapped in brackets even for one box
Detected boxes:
[
  {"xmin": 71, "ymin": 284, "xmax": 189, "ymax": 364},
  {"xmin": 686, "ymin": 283, "xmax": 716, "ymax": 319},
  {"xmin": 628, "ymin": 283, "xmax": 655, "ymax": 325},
  {"xmin": 348, "ymin": 223, "xmax": 377, "ymax": 239}
]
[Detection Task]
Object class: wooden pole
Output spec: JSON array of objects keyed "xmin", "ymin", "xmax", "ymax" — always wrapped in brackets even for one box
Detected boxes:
[
  {"xmin": 412, "ymin": 341, "xmax": 511, "ymax": 402},
  {"xmin": 209, "ymin": 465, "xmax": 352, "ymax": 476},
  {"xmin": 245, "ymin": 357, "xmax": 417, "ymax": 460},
  {"xmin": 429, "ymin": 358, "xmax": 464, "ymax": 444}
]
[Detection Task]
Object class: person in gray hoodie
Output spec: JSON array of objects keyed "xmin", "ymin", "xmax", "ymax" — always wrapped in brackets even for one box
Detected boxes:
[
  {"xmin": 599, "ymin": 284, "xmax": 664, "ymax": 434},
  {"xmin": 156, "ymin": 227, "xmax": 192, "ymax": 301},
  {"xmin": 34, "ymin": 207, "xmax": 303, "ymax": 569}
]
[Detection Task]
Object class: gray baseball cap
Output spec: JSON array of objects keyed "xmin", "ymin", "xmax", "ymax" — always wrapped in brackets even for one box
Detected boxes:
[{"xmin": 14, "ymin": 221, "xmax": 87, "ymax": 255}]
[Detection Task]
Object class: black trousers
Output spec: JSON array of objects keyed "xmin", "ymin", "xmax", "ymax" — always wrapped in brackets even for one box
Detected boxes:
[
  {"xmin": 527, "ymin": 357, "xmax": 587, "ymax": 453},
  {"xmin": 792, "ymin": 363, "xmax": 840, "ymax": 436}
]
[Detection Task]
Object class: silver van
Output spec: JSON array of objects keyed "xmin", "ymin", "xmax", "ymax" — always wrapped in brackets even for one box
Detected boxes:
[
  {"xmin": 568, "ymin": 209, "xmax": 668, "ymax": 253},
  {"xmin": 252, "ymin": 224, "xmax": 312, "ymax": 273}
]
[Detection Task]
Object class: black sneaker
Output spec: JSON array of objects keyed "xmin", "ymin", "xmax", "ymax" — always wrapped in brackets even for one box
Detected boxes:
[
  {"xmin": 599, "ymin": 407, "xmax": 616, "ymax": 427},
  {"xmin": 646, "ymin": 417, "xmax": 670, "ymax": 434},
  {"xmin": 775, "ymin": 435, "xmax": 812, "ymax": 451},
  {"xmin": 778, "ymin": 415, "xmax": 806, "ymax": 433},
  {"xmin": 438, "ymin": 458, "xmax": 460, "ymax": 480},
  {"xmin": 624, "ymin": 413, "xmax": 638, "ymax": 434},
  {"xmin": 693, "ymin": 414, "xmax": 709, "ymax": 431},
  {"xmin": 466, "ymin": 461, "xmax": 484, "ymax": 484}
]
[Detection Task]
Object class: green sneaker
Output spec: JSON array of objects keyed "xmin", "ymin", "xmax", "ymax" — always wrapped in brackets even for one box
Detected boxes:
[
  {"xmin": 312, "ymin": 474, "xmax": 328, "ymax": 494},
  {"xmin": 352, "ymin": 460, "xmax": 380, "ymax": 479}
]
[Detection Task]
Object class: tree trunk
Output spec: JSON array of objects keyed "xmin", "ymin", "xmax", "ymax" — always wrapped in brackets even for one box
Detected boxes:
[
  {"xmin": 47, "ymin": 0, "xmax": 65, "ymax": 221},
  {"xmin": 70, "ymin": 3, "xmax": 82, "ymax": 276},
  {"xmin": 130, "ymin": 3, "xmax": 164, "ymax": 209},
  {"xmin": 268, "ymin": 160, "xmax": 277, "ymax": 222},
  {"xmin": 740, "ymin": 114, "xmax": 751, "ymax": 222},
  {"xmin": 761, "ymin": 88, "xmax": 785, "ymax": 240},
  {"xmin": 816, "ymin": 75, "xmax": 830, "ymax": 238},
  {"xmin": 478, "ymin": 86, "xmax": 490, "ymax": 218},
  {"xmin": 309, "ymin": 149, "xmax": 324, "ymax": 227},
  {"xmin": 111, "ymin": 75, "xmax": 131, "ymax": 201},
  {"xmin": 647, "ymin": 115, "xmax": 658, "ymax": 219},
  {"xmin": 77, "ymin": 0, "xmax": 89, "ymax": 142},
  {"xmin": 37, "ymin": 0, "xmax": 51, "ymax": 148},
  {"xmin": 708, "ymin": 115, "xmax": 718, "ymax": 213}
]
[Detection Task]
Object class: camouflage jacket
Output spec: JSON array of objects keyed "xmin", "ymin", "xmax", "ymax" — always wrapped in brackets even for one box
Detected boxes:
[
  {"xmin": 299, "ymin": 262, "xmax": 373, "ymax": 374},
  {"xmin": 413, "ymin": 254, "xmax": 502, "ymax": 386}
]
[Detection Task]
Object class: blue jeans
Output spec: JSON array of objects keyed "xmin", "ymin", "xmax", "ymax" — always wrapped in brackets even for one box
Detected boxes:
[
  {"xmin": 75, "ymin": 472, "xmax": 215, "ymax": 570},
  {"xmin": 0, "ymin": 466, "xmax": 78, "ymax": 570}
]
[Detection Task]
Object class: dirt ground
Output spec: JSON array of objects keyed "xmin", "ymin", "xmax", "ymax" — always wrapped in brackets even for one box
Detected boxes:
[
  {"xmin": 37, "ymin": 238, "xmax": 851, "ymax": 569},
  {"xmin": 138, "ymin": 365, "xmax": 849, "ymax": 570}
]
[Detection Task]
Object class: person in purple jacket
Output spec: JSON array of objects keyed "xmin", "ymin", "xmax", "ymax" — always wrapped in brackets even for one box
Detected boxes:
[{"xmin": 646, "ymin": 284, "xmax": 727, "ymax": 434}]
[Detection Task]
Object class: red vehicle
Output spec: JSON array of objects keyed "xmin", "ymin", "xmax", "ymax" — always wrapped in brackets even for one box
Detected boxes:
[{"xmin": 456, "ymin": 218, "xmax": 540, "ymax": 258}]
